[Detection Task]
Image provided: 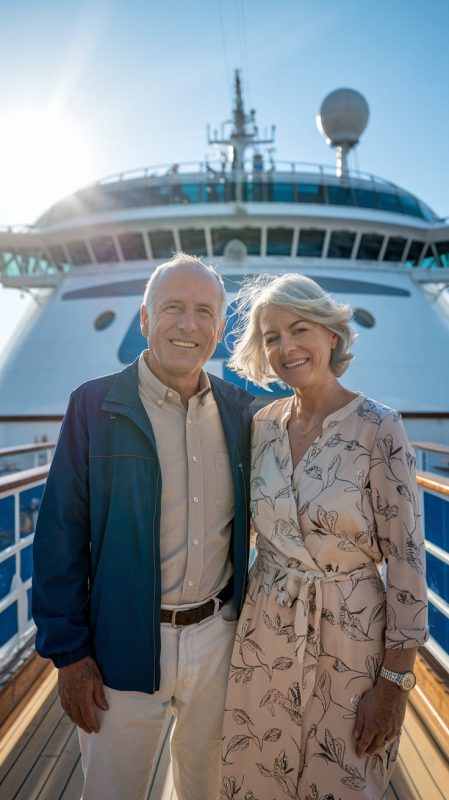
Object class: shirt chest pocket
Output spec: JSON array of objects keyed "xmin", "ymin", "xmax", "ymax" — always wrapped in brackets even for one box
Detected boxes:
[{"xmin": 214, "ymin": 451, "xmax": 234, "ymax": 515}]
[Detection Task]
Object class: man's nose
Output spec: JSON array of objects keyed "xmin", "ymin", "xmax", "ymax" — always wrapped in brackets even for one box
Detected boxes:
[{"xmin": 177, "ymin": 309, "xmax": 197, "ymax": 331}]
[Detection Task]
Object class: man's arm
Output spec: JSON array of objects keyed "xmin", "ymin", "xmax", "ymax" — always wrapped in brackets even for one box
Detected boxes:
[{"xmin": 32, "ymin": 389, "xmax": 108, "ymax": 731}]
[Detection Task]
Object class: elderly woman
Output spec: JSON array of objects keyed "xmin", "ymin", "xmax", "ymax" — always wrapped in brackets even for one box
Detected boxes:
[{"xmin": 220, "ymin": 274, "xmax": 428, "ymax": 800}]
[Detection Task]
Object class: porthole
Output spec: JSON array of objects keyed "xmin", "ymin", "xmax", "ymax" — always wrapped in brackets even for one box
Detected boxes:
[
  {"xmin": 353, "ymin": 308, "xmax": 375, "ymax": 329},
  {"xmin": 94, "ymin": 311, "xmax": 116, "ymax": 331}
]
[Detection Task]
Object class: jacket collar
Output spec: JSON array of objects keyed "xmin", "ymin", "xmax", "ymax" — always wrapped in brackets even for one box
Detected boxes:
[
  {"xmin": 101, "ymin": 357, "xmax": 254, "ymax": 450},
  {"xmin": 102, "ymin": 358, "xmax": 157, "ymax": 447}
]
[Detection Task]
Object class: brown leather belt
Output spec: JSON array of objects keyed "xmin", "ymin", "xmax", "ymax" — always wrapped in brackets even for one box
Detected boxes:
[{"xmin": 160, "ymin": 582, "xmax": 233, "ymax": 626}]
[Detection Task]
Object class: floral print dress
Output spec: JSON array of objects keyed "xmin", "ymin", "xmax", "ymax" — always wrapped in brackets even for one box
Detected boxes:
[{"xmin": 220, "ymin": 395, "xmax": 428, "ymax": 800}]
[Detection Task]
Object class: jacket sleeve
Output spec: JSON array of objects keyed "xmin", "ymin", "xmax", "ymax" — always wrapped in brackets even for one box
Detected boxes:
[
  {"xmin": 370, "ymin": 412, "xmax": 429, "ymax": 649},
  {"xmin": 32, "ymin": 389, "xmax": 93, "ymax": 667}
]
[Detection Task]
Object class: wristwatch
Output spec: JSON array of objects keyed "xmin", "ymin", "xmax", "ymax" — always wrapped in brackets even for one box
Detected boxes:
[{"xmin": 380, "ymin": 666, "xmax": 416, "ymax": 691}]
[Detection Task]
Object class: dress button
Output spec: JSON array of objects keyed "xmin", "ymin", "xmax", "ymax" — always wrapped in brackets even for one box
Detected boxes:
[
  {"xmin": 167, "ymin": 391, "xmax": 173, "ymax": 398},
  {"xmin": 157, "ymin": 400, "xmax": 163, "ymax": 407},
  {"xmin": 188, "ymin": 580, "xmax": 194, "ymax": 587},
  {"xmin": 193, "ymin": 538, "xmax": 199, "ymax": 545},
  {"xmin": 193, "ymin": 496, "xmax": 199, "ymax": 503},
  {"xmin": 192, "ymin": 456, "xmax": 197, "ymax": 462}
]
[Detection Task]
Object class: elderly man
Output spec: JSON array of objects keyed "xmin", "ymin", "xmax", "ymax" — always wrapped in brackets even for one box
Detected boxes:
[{"xmin": 32, "ymin": 253, "xmax": 253, "ymax": 800}]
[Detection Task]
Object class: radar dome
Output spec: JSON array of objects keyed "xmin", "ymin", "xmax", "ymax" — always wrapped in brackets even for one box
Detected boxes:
[{"xmin": 317, "ymin": 88, "xmax": 369, "ymax": 146}]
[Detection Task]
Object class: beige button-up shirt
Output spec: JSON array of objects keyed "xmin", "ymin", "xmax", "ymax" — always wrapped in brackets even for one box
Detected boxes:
[{"xmin": 138, "ymin": 351, "xmax": 234, "ymax": 606}]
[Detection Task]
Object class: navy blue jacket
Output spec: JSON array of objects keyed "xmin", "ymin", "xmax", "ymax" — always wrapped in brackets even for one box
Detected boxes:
[{"xmin": 32, "ymin": 358, "xmax": 253, "ymax": 693}]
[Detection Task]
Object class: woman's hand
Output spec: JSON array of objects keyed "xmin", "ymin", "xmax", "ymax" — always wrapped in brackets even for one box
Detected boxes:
[{"xmin": 353, "ymin": 678, "xmax": 408, "ymax": 756}]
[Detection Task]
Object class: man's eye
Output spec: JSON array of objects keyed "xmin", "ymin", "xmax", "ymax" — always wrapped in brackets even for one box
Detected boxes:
[{"xmin": 198, "ymin": 308, "xmax": 213, "ymax": 317}]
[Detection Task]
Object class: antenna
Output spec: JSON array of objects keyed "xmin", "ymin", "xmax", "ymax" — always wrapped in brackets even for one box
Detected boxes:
[
  {"xmin": 207, "ymin": 70, "xmax": 275, "ymax": 173},
  {"xmin": 316, "ymin": 88, "xmax": 369, "ymax": 177}
]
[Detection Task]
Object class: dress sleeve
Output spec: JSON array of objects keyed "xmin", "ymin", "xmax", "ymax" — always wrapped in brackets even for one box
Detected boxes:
[{"xmin": 370, "ymin": 412, "xmax": 429, "ymax": 649}]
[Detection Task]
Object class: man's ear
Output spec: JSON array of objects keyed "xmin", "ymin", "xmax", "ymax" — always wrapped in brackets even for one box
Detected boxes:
[
  {"xmin": 217, "ymin": 319, "xmax": 226, "ymax": 343},
  {"xmin": 140, "ymin": 304, "xmax": 149, "ymax": 338}
]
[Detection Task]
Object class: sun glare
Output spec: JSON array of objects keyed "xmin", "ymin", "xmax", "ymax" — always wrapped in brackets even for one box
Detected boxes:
[{"xmin": 0, "ymin": 109, "xmax": 94, "ymax": 224}]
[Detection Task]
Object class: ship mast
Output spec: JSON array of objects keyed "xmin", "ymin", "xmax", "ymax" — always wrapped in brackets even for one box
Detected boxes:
[{"xmin": 207, "ymin": 70, "xmax": 275, "ymax": 201}]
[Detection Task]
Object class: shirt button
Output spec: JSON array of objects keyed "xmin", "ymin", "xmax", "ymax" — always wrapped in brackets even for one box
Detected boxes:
[
  {"xmin": 157, "ymin": 400, "xmax": 163, "ymax": 407},
  {"xmin": 193, "ymin": 538, "xmax": 199, "ymax": 545},
  {"xmin": 192, "ymin": 456, "xmax": 197, "ymax": 462},
  {"xmin": 193, "ymin": 496, "xmax": 199, "ymax": 503},
  {"xmin": 167, "ymin": 391, "xmax": 173, "ymax": 398},
  {"xmin": 188, "ymin": 580, "xmax": 194, "ymax": 587}
]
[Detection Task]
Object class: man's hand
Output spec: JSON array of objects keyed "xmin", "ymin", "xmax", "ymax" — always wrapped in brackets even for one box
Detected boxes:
[
  {"xmin": 353, "ymin": 679, "xmax": 408, "ymax": 757},
  {"xmin": 58, "ymin": 656, "xmax": 109, "ymax": 733}
]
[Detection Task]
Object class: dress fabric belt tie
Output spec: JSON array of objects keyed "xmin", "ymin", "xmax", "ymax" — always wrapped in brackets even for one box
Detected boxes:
[{"xmin": 256, "ymin": 539, "xmax": 380, "ymax": 773}]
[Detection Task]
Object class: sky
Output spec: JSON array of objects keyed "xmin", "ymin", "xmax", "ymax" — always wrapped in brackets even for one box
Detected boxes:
[{"xmin": 0, "ymin": 0, "xmax": 448, "ymax": 347}]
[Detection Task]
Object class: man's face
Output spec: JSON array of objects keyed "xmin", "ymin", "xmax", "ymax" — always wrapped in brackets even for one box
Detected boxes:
[{"xmin": 140, "ymin": 264, "xmax": 225, "ymax": 388}]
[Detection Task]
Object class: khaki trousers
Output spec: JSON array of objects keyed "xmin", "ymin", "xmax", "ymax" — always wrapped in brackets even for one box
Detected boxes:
[{"xmin": 79, "ymin": 609, "xmax": 237, "ymax": 800}]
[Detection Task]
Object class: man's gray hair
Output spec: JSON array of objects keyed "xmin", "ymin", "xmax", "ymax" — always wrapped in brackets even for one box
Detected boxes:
[{"xmin": 143, "ymin": 252, "xmax": 227, "ymax": 318}]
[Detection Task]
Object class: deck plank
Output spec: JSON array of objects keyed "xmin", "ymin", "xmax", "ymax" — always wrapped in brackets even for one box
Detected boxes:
[
  {"xmin": 38, "ymin": 728, "xmax": 82, "ymax": 800},
  {"xmin": 2, "ymin": 679, "xmax": 449, "ymax": 800}
]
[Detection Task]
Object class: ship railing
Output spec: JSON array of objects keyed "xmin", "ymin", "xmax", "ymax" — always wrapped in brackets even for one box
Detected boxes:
[
  {"xmin": 412, "ymin": 440, "xmax": 449, "ymax": 474},
  {"xmin": 0, "ymin": 442, "xmax": 55, "ymax": 477},
  {"xmin": 0, "ymin": 465, "xmax": 49, "ymax": 670},
  {"xmin": 415, "ymin": 469, "xmax": 449, "ymax": 672},
  {"xmin": 1, "ymin": 463, "xmax": 448, "ymax": 678},
  {"xmin": 93, "ymin": 159, "xmax": 417, "ymax": 191}
]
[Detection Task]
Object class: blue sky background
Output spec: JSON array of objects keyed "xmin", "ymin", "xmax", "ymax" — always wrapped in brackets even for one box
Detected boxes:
[
  {"xmin": 0, "ymin": 0, "xmax": 448, "ymax": 343},
  {"xmin": 0, "ymin": 0, "xmax": 448, "ymax": 222}
]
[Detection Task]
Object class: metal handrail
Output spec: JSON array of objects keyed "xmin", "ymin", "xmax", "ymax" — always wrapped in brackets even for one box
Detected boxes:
[
  {"xmin": 412, "ymin": 441, "xmax": 449, "ymax": 457},
  {"xmin": 0, "ymin": 442, "xmax": 55, "ymax": 458}
]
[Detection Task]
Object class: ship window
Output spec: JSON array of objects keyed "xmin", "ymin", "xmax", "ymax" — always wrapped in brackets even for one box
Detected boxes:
[
  {"xmin": 353, "ymin": 308, "xmax": 375, "ymax": 328},
  {"xmin": 118, "ymin": 233, "xmax": 147, "ymax": 260},
  {"xmin": 327, "ymin": 185, "xmax": 354, "ymax": 206},
  {"xmin": 297, "ymin": 183, "xmax": 325, "ymax": 204},
  {"xmin": 420, "ymin": 245, "xmax": 438, "ymax": 268},
  {"xmin": 327, "ymin": 231, "xmax": 356, "ymax": 259},
  {"xmin": 206, "ymin": 181, "xmax": 236, "ymax": 203},
  {"xmin": 248, "ymin": 177, "xmax": 267, "ymax": 202},
  {"xmin": 399, "ymin": 194, "xmax": 422, "ymax": 218},
  {"xmin": 119, "ymin": 186, "xmax": 148, "ymax": 209},
  {"xmin": 180, "ymin": 184, "xmax": 202, "ymax": 203},
  {"xmin": 179, "ymin": 228, "xmax": 207, "ymax": 256},
  {"xmin": 67, "ymin": 240, "xmax": 91, "ymax": 266},
  {"xmin": 405, "ymin": 240, "xmax": 425, "ymax": 266},
  {"xmin": 267, "ymin": 228, "xmax": 294, "ymax": 256},
  {"xmin": 383, "ymin": 237, "xmax": 406, "ymax": 262},
  {"xmin": 356, "ymin": 234, "xmax": 383, "ymax": 261},
  {"xmin": 147, "ymin": 184, "xmax": 172, "ymax": 205},
  {"xmin": 354, "ymin": 188, "xmax": 380, "ymax": 209},
  {"xmin": 48, "ymin": 244, "xmax": 69, "ymax": 269},
  {"xmin": 297, "ymin": 229, "xmax": 325, "ymax": 257},
  {"xmin": 377, "ymin": 191, "xmax": 401, "ymax": 213},
  {"xmin": 435, "ymin": 241, "xmax": 449, "ymax": 267},
  {"xmin": 94, "ymin": 311, "xmax": 116, "ymax": 331},
  {"xmin": 148, "ymin": 230, "xmax": 176, "ymax": 258},
  {"xmin": 211, "ymin": 227, "xmax": 261, "ymax": 256},
  {"xmin": 91, "ymin": 236, "xmax": 119, "ymax": 263},
  {"xmin": 272, "ymin": 182, "xmax": 294, "ymax": 202}
]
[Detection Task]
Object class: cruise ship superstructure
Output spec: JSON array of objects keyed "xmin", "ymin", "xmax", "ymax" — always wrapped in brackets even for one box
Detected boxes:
[{"xmin": 0, "ymin": 72, "xmax": 449, "ymax": 448}]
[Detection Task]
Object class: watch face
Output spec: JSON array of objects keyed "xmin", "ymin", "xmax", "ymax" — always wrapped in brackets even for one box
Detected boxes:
[{"xmin": 401, "ymin": 672, "xmax": 416, "ymax": 691}]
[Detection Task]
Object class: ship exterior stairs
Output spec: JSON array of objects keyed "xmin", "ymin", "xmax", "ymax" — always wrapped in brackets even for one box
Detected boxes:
[{"xmin": 1, "ymin": 445, "xmax": 449, "ymax": 799}]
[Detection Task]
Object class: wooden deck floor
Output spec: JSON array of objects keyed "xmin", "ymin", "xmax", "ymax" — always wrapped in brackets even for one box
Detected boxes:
[{"xmin": 1, "ymin": 668, "xmax": 448, "ymax": 800}]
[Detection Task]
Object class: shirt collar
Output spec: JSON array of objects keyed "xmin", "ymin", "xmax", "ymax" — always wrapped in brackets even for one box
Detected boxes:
[{"xmin": 138, "ymin": 350, "xmax": 211, "ymax": 407}]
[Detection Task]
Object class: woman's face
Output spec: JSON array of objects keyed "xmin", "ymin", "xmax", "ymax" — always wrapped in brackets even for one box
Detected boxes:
[{"xmin": 259, "ymin": 305, "xmax": 337, "ymax": 390}]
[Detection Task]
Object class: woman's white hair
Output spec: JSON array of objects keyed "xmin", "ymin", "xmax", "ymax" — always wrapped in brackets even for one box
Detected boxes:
[{"xmin": 228, "ymin": 273, "xmax": 356, "ymax": 387}]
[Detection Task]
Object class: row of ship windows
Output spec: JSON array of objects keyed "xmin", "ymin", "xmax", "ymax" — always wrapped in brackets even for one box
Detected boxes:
[
  {"xmin": 2, "ymin": 229, "xmax": 449, "ymax": 274},
  {"xmin": 39, "ymin": 179, "xmax": 434, "ymax": 225}
]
